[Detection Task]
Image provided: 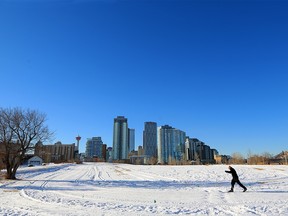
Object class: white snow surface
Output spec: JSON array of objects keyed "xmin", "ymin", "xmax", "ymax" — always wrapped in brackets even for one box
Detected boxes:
[{"xmin": 0, "ymin": 163, "xmax": 287, "ymax": 216}]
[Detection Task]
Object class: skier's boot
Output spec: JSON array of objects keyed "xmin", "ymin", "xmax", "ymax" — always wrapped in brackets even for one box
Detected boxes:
[
  {"xmin": 243, "ymin": 188, "xmax": 247, "ymax": 192},
  {"xmin": 228, "ymin": 189, "xmax": 233, "ymax": 192}
]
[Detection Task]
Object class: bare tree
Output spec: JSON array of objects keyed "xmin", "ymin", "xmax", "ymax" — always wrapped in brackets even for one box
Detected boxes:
[
  {"xmin": 147, "ymin": 156, "xmax": 158, "ymax": 165},
  {"xmin": 231, "ymin": 152, "xmax": 245, "ymax": 164},
  {"xmin": 195, "ymin": 152, "xmax": 201, "ymax": 165},
  {"xmin": 168, "ymin": 156, "xmax": 177, "ymax": 165},
  {"xmin": 262, "ymin": 152, "xmax": 273, "ymax": 164},
  {"xmin": 0, "ymin": 107, "xmax": 53, "ymax": 179},
  {"xmin": 247, "ymin": 149, "xmax": 253, "ymax": 165},
  {"xmin": 0, "ymin": 108, "xmax": 14, "ymax": 171}
]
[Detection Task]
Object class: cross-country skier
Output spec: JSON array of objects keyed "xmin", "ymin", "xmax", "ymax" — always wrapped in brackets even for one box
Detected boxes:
[{"xmin": 225, "ymin": 166, "xmax": 247, "ymax": 192}]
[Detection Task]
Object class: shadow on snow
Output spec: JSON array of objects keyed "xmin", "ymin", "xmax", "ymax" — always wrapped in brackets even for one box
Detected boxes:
[{"xmin": 1, "ymin": 178, "xmax": 287, "ymax": 194}]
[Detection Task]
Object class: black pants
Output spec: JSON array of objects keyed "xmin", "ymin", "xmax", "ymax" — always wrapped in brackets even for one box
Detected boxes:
[{"xmin": 231, "ymin": 179, "xmax": 247, "ymax": 190}]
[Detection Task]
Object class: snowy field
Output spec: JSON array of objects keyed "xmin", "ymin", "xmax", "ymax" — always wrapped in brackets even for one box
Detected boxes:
[{"xmin": 0, "ymin": 163, "xmax": 287, "ymax": 216}]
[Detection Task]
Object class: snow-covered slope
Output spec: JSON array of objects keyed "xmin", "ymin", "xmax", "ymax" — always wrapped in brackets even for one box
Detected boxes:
[{"xmin": 0, "ymin": 163, "xmax": 287, "ymax": 216}]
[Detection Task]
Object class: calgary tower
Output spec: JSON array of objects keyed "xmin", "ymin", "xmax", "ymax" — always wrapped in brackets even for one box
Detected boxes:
[{"xmin": 75, "ymin": 135, "xmax": 81, "ymax": 155}]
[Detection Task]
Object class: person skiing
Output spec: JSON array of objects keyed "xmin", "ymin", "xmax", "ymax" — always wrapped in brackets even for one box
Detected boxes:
[{"xmin": 225, "ymin": 166, "xmax": 247, "ymax": 192}]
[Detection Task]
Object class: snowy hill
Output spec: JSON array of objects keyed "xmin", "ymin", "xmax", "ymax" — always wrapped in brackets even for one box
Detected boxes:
[{"xmin": 0, "ymin": 163, "xmax": 288, "ymax": 215}]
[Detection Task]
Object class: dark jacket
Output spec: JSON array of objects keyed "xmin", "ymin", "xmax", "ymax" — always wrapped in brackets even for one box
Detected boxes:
[{"xmin": 225, "ymin": 167, "xmax": 239, "ymax": 180}]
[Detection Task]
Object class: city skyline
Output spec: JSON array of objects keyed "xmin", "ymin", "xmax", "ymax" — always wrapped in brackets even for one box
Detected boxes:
[
  {"xmin": 82, "ymin": 116, "xmax": 218, "ymax": 164},
  {"xmin": 101, "ymin": 113, "xmax": 281, "ymax": 157},
  {"xmin": 1, "ymin": 0, "xmax": 287, "ymax": 157}
]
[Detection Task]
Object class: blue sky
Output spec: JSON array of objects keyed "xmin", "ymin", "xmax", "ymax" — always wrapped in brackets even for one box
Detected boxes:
[{"xmin": 0, "ymin": 0, "xmax": 287, "ymax": 156}]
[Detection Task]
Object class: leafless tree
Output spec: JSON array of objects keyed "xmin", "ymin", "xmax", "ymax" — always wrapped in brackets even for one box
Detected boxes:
[
  {"xmin": 195, "ymin": 152, "xmax": 201, "ymax": 165},
  {"xmin": 262, "ymin": 152, "xmax": 273, "ymax": 164},
  {"xmin": 230, "ymin": 152, "xmax": 245, "ymax": 164},
  {"xmin": 247, "ymin": 152, "xmax": 274, "ymax": 165},
  {"xmin": 0, "ymin": 107, "xmax": 53, "ymax": 179},
  {"xmin": 147, "ymin": 156, "xmax": 158, "ymax": 165}
]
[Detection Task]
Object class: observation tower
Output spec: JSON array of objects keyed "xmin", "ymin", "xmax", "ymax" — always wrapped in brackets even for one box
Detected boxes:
[{"xmin": 76, "ymin": 135, "xmax": 81, "ymax": 153}]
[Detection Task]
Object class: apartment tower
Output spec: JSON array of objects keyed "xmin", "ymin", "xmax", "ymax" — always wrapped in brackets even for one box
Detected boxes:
[
  {"xmin": 112, "ymin": 116, "xmax": 129, "ymax": 160},
  {"xmin": 143, "ymin": 122, "xmax": 157, "ymax": 158},
  {"xmin": 158, "ymin": 125, "xmax": 186, "ymax": 164},
  {"xmin": 128, "ymin": 128, "xmax": 135, "ymax": 152},
  {"xmin": 85, "ymin": 137, "xmax": 103, "ymax": 159}
]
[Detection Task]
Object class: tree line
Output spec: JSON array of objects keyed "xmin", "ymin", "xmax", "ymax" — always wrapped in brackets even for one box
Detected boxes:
[{"xmin": 230, "ymin": 152, "xmax": 287, "ymax": 165}]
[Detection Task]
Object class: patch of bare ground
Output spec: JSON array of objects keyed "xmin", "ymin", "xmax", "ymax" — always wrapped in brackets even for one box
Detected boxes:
[{"xmin": 254, "ymin": 168, "xmax": 265, "ymax": 171}]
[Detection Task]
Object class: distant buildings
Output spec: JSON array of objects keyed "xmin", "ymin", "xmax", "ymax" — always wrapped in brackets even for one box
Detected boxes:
[
  {"xmin": 185, "ymin": 138, "xmax": 216, "ymax": 164},
  {"xmin": 143, "ymin": 122, "xmax": 157, "ymax": 158},
  {"xmin": 30, "ymin": 116, "xmax": 221, "ymax": 165},
  {"xmin": 112, "ymin": 116, "xmax": 129, "ymax": 160},
  {"xmin": 128, "ymin": 128, "xmax": 135, "ymax": 152},
  {"xmin": 157, "ymin": 125, "xmax": 186, "ymax": 164},
  {"xmin": 52, "ymin": 115, "xmax": 222, "ymax": 165},
  {"xmin": 185, "ymin": 137, "xmax": 200, "ymax": 162},
  {"xmin": 196, "ymin": 142, "xmax": 215, "ymax": 164},
  {"xmin": 85, "ymin": 137, "xmax": 103, "ymax": 159},
  {"xmin": 20, "ymin": 114, "xmax": 283, "ymax": 165},
  {"xmin": 35, "ymin": 141, "xmax": 75, "ymax": 163}
]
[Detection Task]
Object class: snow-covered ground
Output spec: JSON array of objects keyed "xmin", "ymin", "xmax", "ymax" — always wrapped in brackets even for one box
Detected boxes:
[{"xmin": 0, "ymin": 163, "xmax": 287, "ymax": 216}]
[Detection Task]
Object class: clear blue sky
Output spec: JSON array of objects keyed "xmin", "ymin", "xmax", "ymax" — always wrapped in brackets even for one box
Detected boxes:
[{"xmin": 1, "ymin": 0, "xmax": 287, "ymax": 156}]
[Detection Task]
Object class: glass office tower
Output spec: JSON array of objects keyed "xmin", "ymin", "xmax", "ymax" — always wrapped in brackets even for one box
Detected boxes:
[
  {"xmin": 143, "ymin": 122, "xmax": 157, "ymax": 158},
  {"xmin": 112, "ymin": 116, "xmax": 129, "ymax": 160},
  {"xmin": 128, "ymin": 128, "xmax": 135, "ymax": 152},
  {"xmin": 85, "ymin": 137, "xmax": 103, "ymax": 158},
  {"xmin": 158, "ymin": 125, "xmax": 186, "ymax": 164}
]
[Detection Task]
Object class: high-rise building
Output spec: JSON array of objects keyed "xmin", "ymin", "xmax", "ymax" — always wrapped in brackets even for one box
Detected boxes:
[
  {"xmin": 128, "ymin": 128, "xmax": 135, "ymax": 152},
  {"xmin": 185, "ymin": 137, "xmax": 217, "ymax": 164},
  {"xmin": 157, "ymin": 125, "xmax": 186, "ymax": 164},
  {"xmin": 143, "ymin": 122, "xmax": 157, "ymax": 158},
  {"xmin": 113, "ymin": 116, "xmax": 129, "ymax": 160},
  {"xmin": 185, "ymin": 137, "xmax": 201, "ymax": 161},
  {"xmin": 85, "ymin": 137, "xmax": 103, "ymax": 159}
]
